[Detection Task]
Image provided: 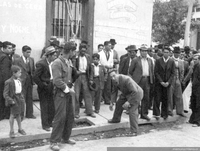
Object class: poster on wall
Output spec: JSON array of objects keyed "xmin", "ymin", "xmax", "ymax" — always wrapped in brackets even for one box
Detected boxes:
[{"xmin": 94, "ymin": 0, "xmax": 153, "ymax": 56}]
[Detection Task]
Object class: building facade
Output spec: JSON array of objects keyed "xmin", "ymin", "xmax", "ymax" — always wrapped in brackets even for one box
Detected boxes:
[{"xmin": 0, "ymin": 0, "xmax": 153, "ymax": 61}]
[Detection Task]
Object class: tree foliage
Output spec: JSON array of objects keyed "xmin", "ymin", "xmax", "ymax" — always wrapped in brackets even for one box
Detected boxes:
[{"xmin": 152, "ymin": 0, "xmax": 188, "ymax": 46}]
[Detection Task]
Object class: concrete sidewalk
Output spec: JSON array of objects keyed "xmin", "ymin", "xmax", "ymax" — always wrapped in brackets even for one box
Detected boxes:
[{"xmin": 0, "ymin": 101, "xmax": 180, "ymax": 145}]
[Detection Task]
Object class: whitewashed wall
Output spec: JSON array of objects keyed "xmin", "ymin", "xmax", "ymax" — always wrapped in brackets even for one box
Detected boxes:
[
  {"xmin": 93, "ymin": 0, "xmax": 153, "ymax": 57},
  {"xmin": 0, "ymin": 0, "xmax": 46, "ymax": 62}
]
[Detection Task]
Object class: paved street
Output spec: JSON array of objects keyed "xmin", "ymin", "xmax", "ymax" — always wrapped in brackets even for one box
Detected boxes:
[{"xmin": 22, "ymin": 120, "xmax": 200, "ymax": 151}]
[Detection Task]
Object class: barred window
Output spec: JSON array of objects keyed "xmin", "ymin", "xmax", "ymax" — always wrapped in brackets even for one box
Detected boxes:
[{"xmin": 52, "ymin": 0, "xmax": 86, "ymax": 41}]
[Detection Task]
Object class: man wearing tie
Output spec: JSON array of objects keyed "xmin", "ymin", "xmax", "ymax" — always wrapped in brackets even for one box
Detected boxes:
[
  {"xmin": 119, "ymin": 45, "xmax": 137, "ymax": 75},
  {"xmin": 129, "ymin": 46, "xmax": 154, "ymax": 121},
  {"xmin": 14, "ymin": 45, "xmax": 36, "ymax": 119},
  {"xmin": 153, "ymin": 47, "xmax": 175, "ymax": 120}
]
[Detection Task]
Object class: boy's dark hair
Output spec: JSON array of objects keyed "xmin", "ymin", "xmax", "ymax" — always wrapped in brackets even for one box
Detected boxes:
[
  {"xmin": 22, "ymin": 45, "xmax": 31, "ymax": 52},
  {"xmin": 11, "ymin": 65, "xmax": 21, "ymax": 73},
  {"xmin": 11, "ymin": 43, "xmax": 16, "ymax": 48},
  {"xmin": 79, "ymin": 44, "xmax": 87, "ymax": 50},
  {"xmin": 0, "ymin": 41, "xmax": 3, "ymax": 48},
  {"xmin": 98, "ymin": 44, "xmax": 103, "ymax": 49},
  {"xmin": 104, "ymin": 41, "xmax": 111, "ymax": 46},
  {"xmin": 92, "ymin": 53, "xmax": 100, "ymax": 59},
  {"xmin": 3, "ymin": 41, "xmax": 12, "ymax": 49}
]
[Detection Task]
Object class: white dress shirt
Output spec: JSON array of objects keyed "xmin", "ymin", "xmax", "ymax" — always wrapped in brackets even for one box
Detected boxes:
[
  {"xmin": 141, "ymin": 57, "xmax": 149, "ymax": 76},
  {"xmin": 163, "ymin": 57, "xmax": 170, "ymax": 63},
  {"xmin": 79, "ymin": 56, "xmax": 87, "ymax": 73},
  {"xmin": 93, "ymin": 63, "xmax": 100, "ymax": 77},
  {"xmin": 46, "ymin": 59, "xmax": 53, "ymax": 80},
  {"xmin": 14, "ymin": 79, "xmax": 22, "ymax": 94},
  {"xmin": 98, "ymin": 49, "xmax": 114, "ymax": 69}
]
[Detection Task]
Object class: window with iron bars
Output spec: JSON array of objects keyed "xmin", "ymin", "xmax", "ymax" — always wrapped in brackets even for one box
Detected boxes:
[{"xmin": 52, "ymin": 0, "xmax": 86, "ymax": 41}]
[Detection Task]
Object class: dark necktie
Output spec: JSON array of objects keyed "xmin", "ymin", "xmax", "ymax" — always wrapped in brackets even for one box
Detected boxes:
[{"xmin": 106, "ymin": 51, "xmax": 110, "ymax": 60}]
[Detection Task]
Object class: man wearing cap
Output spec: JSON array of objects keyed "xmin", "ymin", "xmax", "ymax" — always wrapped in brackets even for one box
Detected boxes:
[
  {"xmin": 33, "ymin": 46, "xmax": 57, "ymax": 131},
  {"xmin": 40, "ymin": 36, "xmax": 60, "ymax": 58},
  {"xmin": 119, "ymin": 45, "xmax": 137, "ymax": 75},
  {"xmin": 0, "ymin": 41, "xmax": 13, "ymax": 120},
  {"xmin": 108, "ymin": 70, "xmax": 143, "ymax": 136},
  {"xmin": 129, "ymin": 46, "xmax": 154, "ymax": 121},
  {"xmin": 50, "ymin": 42, "xmax": 77, "ymax": 151},
  {"xmin": 169, "ymin": 47, "xmax": 186, "ymax": 117},
  {"xmin": 153, "ymin": 47, "xmax": 175, "ymax": 120}
]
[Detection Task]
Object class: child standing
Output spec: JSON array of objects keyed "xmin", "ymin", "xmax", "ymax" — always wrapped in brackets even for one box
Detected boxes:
[
  {"xmin": 3, "ymin": 65, "xmax": 26, "ymax": 138},
  {"xmin": 89, "ymin": 53, "xmax": 107, "ymax": 113}
]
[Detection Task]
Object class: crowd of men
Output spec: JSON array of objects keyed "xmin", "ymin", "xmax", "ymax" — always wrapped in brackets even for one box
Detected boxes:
[{"xmin": 1, "ymin": 38, "xmax": 200, "ymax": 151}]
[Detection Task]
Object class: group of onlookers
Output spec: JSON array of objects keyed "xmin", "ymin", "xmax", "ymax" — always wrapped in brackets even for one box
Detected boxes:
[
  {"xmin": 1, "ymin": 37, "xmax": 200, "ymax": 151},
  {"xmin": 0, "ymin": 41, "xmax": 36, "ymax": 138}
]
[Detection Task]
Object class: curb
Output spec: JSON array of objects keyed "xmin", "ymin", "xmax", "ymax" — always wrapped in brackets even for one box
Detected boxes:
[{"xmin": 0, "ymin": 115, "xmax": 180, "ymax": 146}]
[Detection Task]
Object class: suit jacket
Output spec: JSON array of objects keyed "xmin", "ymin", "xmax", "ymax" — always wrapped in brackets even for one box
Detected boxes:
[
  {"xmin": 129, "ymin": 56, "xmax": 154, "ymax": 84},
  {"xmin": 154, "ymin": 57, "xmax": 175, "ymax": 86},
  {"xmin": 33, "ymin": 58, "xmax": 51, "ymax": 89},
  {"xmin": 0, "ymin": 50, "xmax": 12, "ymax": 84},
  {"xmin": 13, "ymin": 56, "xmax": 35, "ymax": 86},
  {"xmin": 191, "ymin": 62, "xmax": 200, "ymax": 108},
  {"xmin": 172, "ymin": 58, "xmax": 184, "ymax": 82},
  {"xmin": 75, "ymin": 54, "xmax": 91, "ymax": 80},
  {"xmin": 112, "ymin": 75, "xmax": 143, "ymax": 105},
  {"xmin": 3, "ymin": 77, "xmax": 25, "ymax": 106},
  {"xmin": 119, "ymin": 56, "xmax": 131, "ymax": 75},
  {"xmin": 90, "ymin": 63, "xmax": 107, "ymax": 89},
  {"xmin": 52, "ymin": 56, "xmax": 77, "ymax": 93}
]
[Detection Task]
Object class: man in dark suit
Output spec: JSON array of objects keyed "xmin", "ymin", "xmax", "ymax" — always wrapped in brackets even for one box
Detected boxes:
[
  {"xmin": 14, "ymin": 45, "xmax": 36, "ymax": 119},
  {"xmin": 129, "ymin": 46, "xmax": 154, "ymax": 121},
  {"xmin": 108, "ymin": 71, "xmax": 143, "ymax": 136},
  {"xmin": 74, "ymin": 45, "xmax": 96, "ymax": 118},
  {"xmin": 119, "ymin": 45, "xmax": 137, "ymax": 75},
  {"xmin": 11, "ymin": 43, "xmax": 20, "ymax": 63},
  {"xmin": 33, "ymin": 46, "xmax": 57, "ymax": 131},
  {"xmin": 170, "ymin": 47, "xmax": 186, "ymax": 117},
  {"xmin": 0, "ymin": 41, "xmax": 13, "ymax": 120},
  {"xmin": 153, "ymin": 47, "xmax": 175, "ymax": 120}
]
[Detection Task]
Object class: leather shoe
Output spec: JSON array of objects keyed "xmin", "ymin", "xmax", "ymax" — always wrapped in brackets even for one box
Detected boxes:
[
  {"xmin": 94, "ymin": 110, "xmax": 99, "ymax": 113},
  {"xmin": 178, "ymin": 113, "xmax": 187, "ymax": 117},
  {"xmin": 87, "ymin": 114, "xmax": 96, "ymax": 118},
  {"xmin": 163, "ymin": 116, "xmax": 168, "ymax": 120},
  {"xmin": 43, "ymin": 127, "xmax": 51, "ymax": 131},
  {"xmin": 154, "ymin": 116, "xmax": 160, "ymax": 120},
  {"xmin": 63, "ymin": 139, "xmax": 76, "ymax": 145},
  {"xmin": 140, "ymin": 115, "xmax": 151, "ymax": 121},
  {"xmin": 26, "ymin": 115, "xmax": 36, "ymax": 119},
  {"xmin": 75, "ymin": 115, "xmax": 80, "ymax": 119},
  {"xmin": 127, "ymin": 132, "xmax": 137, "ymax": 137},
  {"xmin": 108, "ymin": 119, "xmax": 120, "ymax": 123},
  {"xmin": 168, "ymin": 113, "xmax": 174, "ymax": 116}
]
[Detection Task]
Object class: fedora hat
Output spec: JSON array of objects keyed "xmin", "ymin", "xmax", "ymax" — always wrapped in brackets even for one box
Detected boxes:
[
  {"xmin": 173, "ymin": 46, "xmax": 181, "ymax": 54},
  {"xmin": 45, "ymin": 46, "xmax": 56, "ymax": 56},
  {"xmin": 128, "ymin": 45, "xmax": 137, "ymax": 51},
  {"xmin": 139, "ymin": 46, "xmax": 148, "ymax": 51},
  {"xmin": 125, "ymin": 45, "xmax": 130, "ymax": 50},
  {"xmin": 89, "ymin": 82, "xmax": 98, "ymax": 91},
  {"xmin": 110, "ymin": 39, "xmax": 117, "ymax": 45}
]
